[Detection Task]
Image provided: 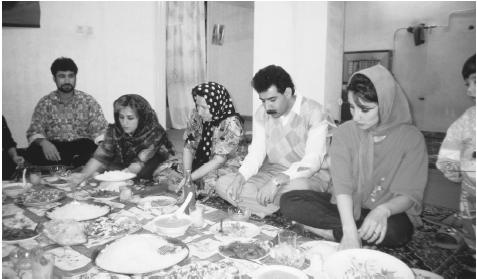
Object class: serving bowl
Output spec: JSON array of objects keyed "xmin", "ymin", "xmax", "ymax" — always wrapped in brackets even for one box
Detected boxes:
[{"xmin": 152, "ymin": 214, "xmax": 192, "ymax": 237}]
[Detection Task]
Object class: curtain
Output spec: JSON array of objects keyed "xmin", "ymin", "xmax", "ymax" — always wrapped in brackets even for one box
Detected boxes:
[{"xmin": 166, "ymin": 2, "xmax": 206, "ymax": 129}]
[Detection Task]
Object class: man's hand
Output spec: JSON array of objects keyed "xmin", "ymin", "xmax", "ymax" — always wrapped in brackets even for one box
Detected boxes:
[
  {"xmin": 257, "ymin": 179, "xmax": 278, "ymax": 206},
  {"xmin": 39, "ymin": 140, "xmax": 61, "ymax": 162},
  {"xmin": 226, "ymin": 173, "xmax": 246, "ymax": 203},
  {"xmin": 12, "ymin": 155, "xmax": 25, "ymax": 167},
  {"xmin": 358, "ymin": 205, "xmax": 391, "ymax": 244}
]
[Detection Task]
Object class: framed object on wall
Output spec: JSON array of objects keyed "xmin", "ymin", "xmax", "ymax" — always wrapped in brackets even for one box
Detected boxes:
[
  {"xmin": 3, "ymin": 1, "xmax": 40, "ymax": 28},
  {"xmin": 342, "ymin": 50, "xmax": 392, "ymax": 84}
]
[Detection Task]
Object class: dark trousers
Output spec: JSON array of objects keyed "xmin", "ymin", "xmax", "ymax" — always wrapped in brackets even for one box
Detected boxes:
[
  {"xmin": 25, "ymin": 138, "xmax": 97, "ymax": 167},
  {"xmin": 280, "ymin": 191, "xmax": 414, "ymax": 247},
  {"xmin": 3, "ymin": 151, "xmax": 17, "ymax": 180}
]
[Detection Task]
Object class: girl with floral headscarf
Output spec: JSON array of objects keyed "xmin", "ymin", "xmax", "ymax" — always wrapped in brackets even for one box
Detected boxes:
[
  {"xmin": 281, "ymin": 64, "xmax": 428, "ymax": 249},
  {"xmin": 154, "ymin": 82, "xmax": 244, "ymax": 197},
  {"xmin": 73, "ymin": 94, "xmax": 175, "ymax": 183}
]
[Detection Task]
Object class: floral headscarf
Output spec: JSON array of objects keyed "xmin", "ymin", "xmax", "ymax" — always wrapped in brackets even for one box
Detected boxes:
[
  {"xmin": 349, "ymin": 64, "xmax": 412, "ymax": 219},
  {"xmin": 189, "ymin": 82, "xmax": 241, "ymax": 170},
  {"xmin": 108, "ymin": 94, "xmax": 174, "ymax": 165}
]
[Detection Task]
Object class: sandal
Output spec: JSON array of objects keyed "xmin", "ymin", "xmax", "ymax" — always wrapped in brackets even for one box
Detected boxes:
[{"xmin": 434, "ymin": 227, "xmax": 463, "ymax": 249}]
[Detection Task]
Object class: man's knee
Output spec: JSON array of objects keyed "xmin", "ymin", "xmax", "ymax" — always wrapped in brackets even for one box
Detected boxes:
[{"xmin": 279, "ymin": 191, "xmax": 300, "ymax": 218}]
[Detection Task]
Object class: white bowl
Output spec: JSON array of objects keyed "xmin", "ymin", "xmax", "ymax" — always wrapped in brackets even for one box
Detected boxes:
[
  {"xmin": 152, "ymin": 214, "xmax": 192, "ymax": 237},
  {"xmin": 2, "ymin": 182, "xmax": 32, "ymax": 198}
]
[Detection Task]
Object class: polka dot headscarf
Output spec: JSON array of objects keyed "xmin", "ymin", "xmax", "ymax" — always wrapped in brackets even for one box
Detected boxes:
[{"xmin": 191, "ymin": 82, "xmax": 239, "ymax": 170}]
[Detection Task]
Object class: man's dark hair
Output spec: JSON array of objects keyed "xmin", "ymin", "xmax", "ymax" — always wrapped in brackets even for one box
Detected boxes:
[
  {"xmin": 462, "ymin": 54, "xmax": 476, "ymax": 80},
  {"xmin": 347, "ymin": 73, "xmax": 378, "ymax": 109},
  {"xmin": 251, "ymin": 65, "xmax": 295, "ymax": 95},
  {"xmin": 50, "ymin": 57, "xmax": 78, "ymax": 76}
]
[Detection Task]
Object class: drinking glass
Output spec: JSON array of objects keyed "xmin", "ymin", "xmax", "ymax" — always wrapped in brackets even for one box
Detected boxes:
[
  {"xmin": 278, "ymin": 229, "xmax": 297, "ymax": 248},
  {"xmin": 31, "ymin": 249, "xmax": 55, "ymax": 279}
]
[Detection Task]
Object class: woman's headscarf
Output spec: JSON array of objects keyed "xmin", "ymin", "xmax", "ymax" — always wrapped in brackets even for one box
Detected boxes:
[
  {"xmin": 349, "ymin": 64, "xmax": 412, "ymax": 219},
  {"xmin": 110, "ymin": 94, "xmax": 174, "ymax": 164},
  {"xmin": 189, "ymin": 82, "xmax": 241, "ymax": 170}
]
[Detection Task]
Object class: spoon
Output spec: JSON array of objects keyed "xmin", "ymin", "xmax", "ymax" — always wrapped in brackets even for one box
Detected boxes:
[
  {"xmin": 175, "ymin": 192, "xmax": 193, "ymax": 216},
  {"xmin": 22, "ymin": 168, "xmax": 27, "ymax": 187}
]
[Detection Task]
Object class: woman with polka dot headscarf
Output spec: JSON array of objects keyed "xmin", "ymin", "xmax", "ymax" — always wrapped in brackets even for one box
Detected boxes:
[{"xmin": 154, "ymin": 82, "xmax": 244, "ymax": 198}]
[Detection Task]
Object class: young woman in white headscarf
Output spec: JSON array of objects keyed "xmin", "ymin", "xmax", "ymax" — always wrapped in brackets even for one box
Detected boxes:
[{"xmin": 281, "ymin": 64, "xmax": 428, "ymax": 249}]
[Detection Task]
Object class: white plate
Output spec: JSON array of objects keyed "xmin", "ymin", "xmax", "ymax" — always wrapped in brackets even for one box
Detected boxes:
[
  {"xmin": 300, "ymin": 240, "xmax": 339, "ymax": 260},
  {"xmin": 95, "ymin": 234, "xmax": 189, "ymax": 274},
  {"xmin": 94, "ymin": 171, "xmax": 136, "ymax": 182},
  {"xmin": 138, "ymin": 196, "xmax": 177, "ymax": 209},
  {"xmin": 46, "ymin": 202, "xmax": 110, "ymax": 221},
  {"xmin": 2, "ymin": 182, "xmax": 32, "ymax": 198},
  {"xmin": 209, "ymin": 221, "xmax": 261, "ymax": 242},
  {"xmin": 323, "ymin": 248, "xmax": 414, "ymax": 279},
  {"xmin": 252, "ymin": 265, "xmax": 308, "ymax": 279},
  {"xmin": 412, "ymin": 268, "xmax": 444, "ymax": 279}
]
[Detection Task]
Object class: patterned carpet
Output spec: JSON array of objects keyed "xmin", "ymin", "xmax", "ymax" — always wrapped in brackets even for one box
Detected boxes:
[{"xmin": 201, "ymin": 196, "xmax": 475, "ymax": 279}]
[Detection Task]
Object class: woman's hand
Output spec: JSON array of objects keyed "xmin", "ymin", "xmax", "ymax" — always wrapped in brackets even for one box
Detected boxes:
[
  {"xmin": 257, "ymin": 179, "xmax": 278, "ymax": 206},
  {"xmin": 339, "ymin": 229, "xmax": 361, "ymax": 250},
  {"xmin": 358, "ymin": 205, "xmax": 391, "ymax": 244}
]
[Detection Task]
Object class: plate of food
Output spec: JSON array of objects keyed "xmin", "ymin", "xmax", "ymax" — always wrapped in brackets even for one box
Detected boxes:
[
  {"xmin": 252, "ymin": 265, "xmax": 308, "ymax": 279},
  {"xmin": 2, "ymin": 226, "xmax": 40, "ymax": 244},
  {"xmin": 46, "ymin": 201, "xmax": 110, "ymax": 221},
  {"xmin": 85, "ymin": 216, "xmax": 141, "ymax": 239},
  {"xmin": 219, "ymin": 240, "xmax": 271, "ymax": 261},
  {"xmin": 323, "ymin": 249, "xmax": 414, "ymax": 279},
  {"xmin": 94, "ymin": 171, "xmax": 136, "ymax": 182},
  {"xmin": 138, "ymin": 196, "xmax": 177, "ymax": 208},
  {"xmin": 90, "ymin": 190, "xmax": 119, "ymax": 199},
  {"xmin": 151, "ymin": 259, "xmax": 261, "ymax": 279},
  {"xmin": 300, "ymin": 240, "xmax": 339, "ymax": 260},
  {"xmin": 45, "ymin": 177, "xmax": 71, "ymax": 189},
  {"xmin": 41, "ymin": 219, "xmax": 87, "ymax": 246},
  {"xmin": 15, "ymin": 189, "xmax": 66, "ymax": 207},
  {"xmin": 210, "ymin": 221, "xmax": 261, "ymax": 242},
  {"xmin": 95, "ymin": 234, "xmax": 189, "ymax": 275}
]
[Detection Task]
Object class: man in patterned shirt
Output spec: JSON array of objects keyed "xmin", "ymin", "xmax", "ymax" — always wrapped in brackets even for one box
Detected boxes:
[
  {"xmin": 25, "ymin": 57, "xmax": 108, "ymax": 167},
  {"xmin": 216, "ymin": 65, "xmax": 333, "ymax": 217}
]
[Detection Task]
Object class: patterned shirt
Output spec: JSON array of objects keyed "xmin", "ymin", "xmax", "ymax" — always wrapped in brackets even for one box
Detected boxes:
[
  {"xmin": 26, "ymin": 90, "xmax": 108, "ymax": 144},
  {"xmin": 183, "ymin": 109, "xmax": 243, "ymax": 159}
]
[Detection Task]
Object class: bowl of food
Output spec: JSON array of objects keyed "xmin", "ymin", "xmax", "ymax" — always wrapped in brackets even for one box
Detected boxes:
[
  {"xmin": 227, "ymin": 206, "xmax": 252, "ymax": 221},
  {"xmin": 2, "ymin": 182, "xmax": 32, "ymax": 198},
  {"xmin": 152, "ymin": 214, "xmax": 192, "ymax": 237}
]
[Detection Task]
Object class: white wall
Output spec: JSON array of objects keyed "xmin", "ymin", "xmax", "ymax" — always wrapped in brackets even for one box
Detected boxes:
[
  {"xmin": 344, "ymin": 1, "xmax": 476, "ymax": 131},
  {"xmin": 253, "ymin": 1, "xmax": 344, "ymax": 120},
  {"xmin": 206, "ymin": 1, "xmax": 254, "ymax": 117},
  {"xmin": 2, "ymin": 2, "xmax": 166, "ymax": 147}
]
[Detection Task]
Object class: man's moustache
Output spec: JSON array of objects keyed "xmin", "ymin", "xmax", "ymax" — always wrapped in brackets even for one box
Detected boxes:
[{"xmin": 266, "ymin": 110, "xmax": 277, "ymax": 115}]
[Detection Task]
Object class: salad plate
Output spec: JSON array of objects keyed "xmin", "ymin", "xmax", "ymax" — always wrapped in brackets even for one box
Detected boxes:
[{"xmin": 323, "ymin": 248, "xmax": 414, "ymax": 279}]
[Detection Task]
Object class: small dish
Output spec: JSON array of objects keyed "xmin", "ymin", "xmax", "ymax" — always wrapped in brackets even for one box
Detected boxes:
[{"xmin": 227, "ymin": 206, "xmax": 252, "ymax": 221}]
